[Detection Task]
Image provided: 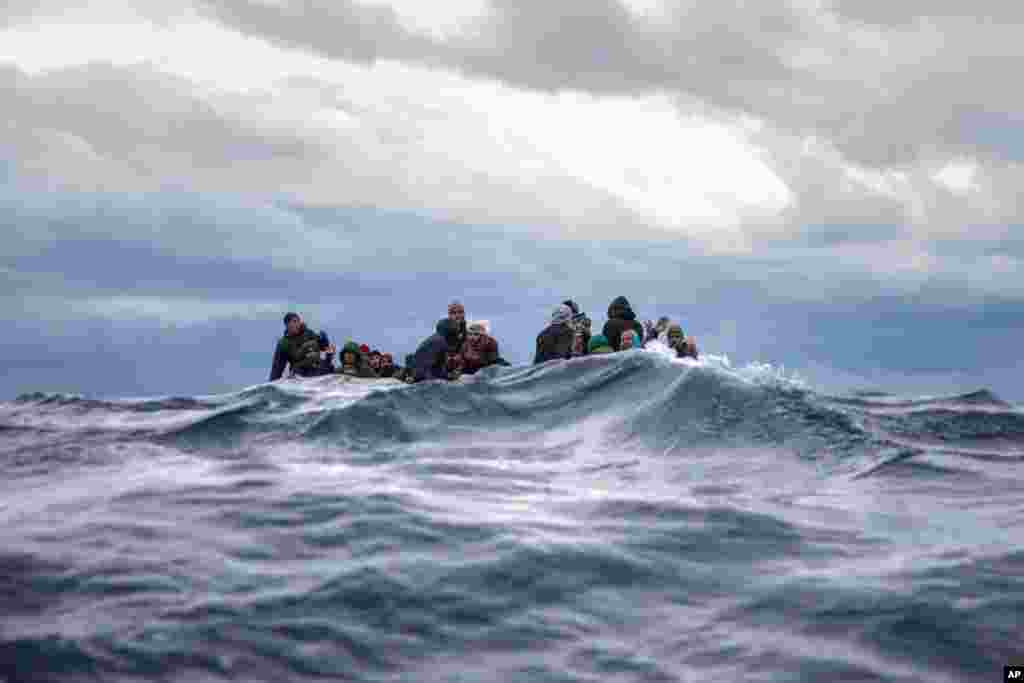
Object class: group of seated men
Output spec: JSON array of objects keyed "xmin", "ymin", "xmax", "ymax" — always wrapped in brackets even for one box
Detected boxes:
[
  {"xmin": 268, "ymin": 312, "xmax": 404, "ymax": 381},
  {"xmin": 269, "ymin": 297, "xmax": 698, "ymax": 383},
  {"xmin": 534, "ymin": 296, "xmax": 698, "ymax": 364}
]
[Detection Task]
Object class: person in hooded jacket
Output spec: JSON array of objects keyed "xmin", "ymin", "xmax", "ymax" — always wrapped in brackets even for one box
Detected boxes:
[
  {"xmin": 666, "ymin": 324, "xmax": 699, "ymax": 359},
  {"xmin": 413, "ymin": 319, "xmax": 463, "ymax": 382},
  {"xmin": 269, "ymin": 312, "xmax": 336, "ymax": 381},
  {"xmin": 337, "ymin": 341, "xmax": 379, "ymax": 378},
  {"xmin": 460, "ymin": 321, "xmax": 502, "ymax": 375},
  {"xmin": 534, "ymin": 305, "xmax": 575, "ymax": 364},
  {"xmin": 602, "ymin": 296, "xmax": 645, "ymax": 352}
]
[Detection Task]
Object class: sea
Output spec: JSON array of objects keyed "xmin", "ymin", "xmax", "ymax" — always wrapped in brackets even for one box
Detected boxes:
[{"xmin": 1, "ymin": 345, "xmax": 1021, "ymax": 682}]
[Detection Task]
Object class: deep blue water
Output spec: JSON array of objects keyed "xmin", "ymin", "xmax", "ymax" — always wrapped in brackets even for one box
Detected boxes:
[{"xmin": 2, "ymin": 347, "xmax": 1022, "ymax": 682}]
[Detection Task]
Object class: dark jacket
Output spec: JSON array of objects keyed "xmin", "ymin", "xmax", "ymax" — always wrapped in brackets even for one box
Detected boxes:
[
  {"xmin": 602, "ymin": 297, "xmax": 645, "ymax": 352},
  {"xmin": 534, "ymin": 323, "xmax": 574, "ymax": 364},
  {"xmin": 414, "ymin": 320, "xmax": 460, "ymax": 382},
  {"xmin": 460, "ymin": 333, "xmax": 500, "ymax": 374},
  {"xmin": 270, "ymin": 326, "xmax": 332, "ymax": 380},
  {"xmin": 436, "ymin": 318, "xmax": 467, "ymax": 353}
]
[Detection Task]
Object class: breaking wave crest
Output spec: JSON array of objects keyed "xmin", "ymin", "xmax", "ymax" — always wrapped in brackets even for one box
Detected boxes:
[{"xmin": 2, "ymin": 350, "xmax": 1021, "ymax": 682}]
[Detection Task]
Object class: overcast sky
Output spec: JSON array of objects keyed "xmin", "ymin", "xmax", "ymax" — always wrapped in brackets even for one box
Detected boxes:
[{"xmin": 1, "ymin": 1, "xmax": 1022, "ymax": 401}]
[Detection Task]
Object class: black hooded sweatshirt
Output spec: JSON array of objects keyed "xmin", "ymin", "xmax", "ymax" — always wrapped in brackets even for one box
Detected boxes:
[
  {"xmin": 413, "ymin": 320, "xmax": 461, "ymax": 382},
  {"xmin": 435, "ymin": 318, "xmax": 468, "ymax": 353},
  {"xmin": 601, "ymin": 297, "xmax": 645, "ymax": 352}
]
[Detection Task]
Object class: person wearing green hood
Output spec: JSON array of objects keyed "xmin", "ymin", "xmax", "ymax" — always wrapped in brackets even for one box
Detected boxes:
[
  {"xmin": 602, "ymin": 296, "xmax": 645, "ymax": 352},
  {"xmin": 337, "ymin": 341, "xmax": 379, "ymax": 378},
  {"xmin": 269, "ymin": 312, "xmax": 336, "ymax": 381}
]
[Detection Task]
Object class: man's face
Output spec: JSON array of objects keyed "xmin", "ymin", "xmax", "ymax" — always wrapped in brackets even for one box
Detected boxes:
[
  {"xmin": 381, "ymin": 355, "xmax": 394, "ymax": 368},
  {"xmin": 620, "ymin": 331, "xmax": 634, "ymax": 349},
  {"xmin": 369, "ymin": 355, "xmax": 382, "ymax": 369},
  {"xmin": 286, "ymin": 317, "xmax": 303, "ymax": 335},
  {"xmin": 448, "ymin": 306, "xmax": 465, "ymax": 324},
  {"xmin": 467, "ymin": 331, "xmax": 482, "ymax": 347},
  {"xmin": 668, "ymin": 331, "xmax": 683, "ymax": 345}
]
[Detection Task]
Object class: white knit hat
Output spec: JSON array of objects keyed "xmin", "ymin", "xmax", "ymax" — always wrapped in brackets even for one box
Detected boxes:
[
  {"xmin": 467, "ymin": 320, "xmax": 490, "ymax": 334},
  {"xmin": 551, "ymin": 304, "xmax": 573, "ymax": 324}
]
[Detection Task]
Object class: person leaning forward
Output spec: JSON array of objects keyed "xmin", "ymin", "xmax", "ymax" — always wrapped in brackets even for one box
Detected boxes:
[
  {"xmin": 412, "ymin": 319, "xmax": 463, "ymax": 382},
  {"xmin": 269, "ymin": 312, "xmax": 336, "ymax": 381}
]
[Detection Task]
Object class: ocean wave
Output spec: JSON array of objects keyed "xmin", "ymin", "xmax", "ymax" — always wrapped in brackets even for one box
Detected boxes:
[{"xmin": 3, "ymin": 351, "xmax": 1022, "ymax": 681}]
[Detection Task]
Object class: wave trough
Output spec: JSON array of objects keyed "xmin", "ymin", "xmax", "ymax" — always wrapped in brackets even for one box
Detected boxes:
[{"xmin": 2, "ymin": 349, "xmax": 1021, "ymax": 682}]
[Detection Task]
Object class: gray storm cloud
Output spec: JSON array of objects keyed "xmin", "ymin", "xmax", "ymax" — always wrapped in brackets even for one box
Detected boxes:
[
  {"xmin": 0, "ymin": 0, "xmax": 1022, "ymax": 299},
  {"xmin": 187, "ymin": 0, "xmax": 1024, "ymax": 168},
  {"xmin": 174, "ymin": 0, "xmax": 1024, "ymax": 255}
]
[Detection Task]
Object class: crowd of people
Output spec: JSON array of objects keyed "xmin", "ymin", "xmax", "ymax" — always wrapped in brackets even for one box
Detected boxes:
[{"xmin": 269, "ymin": 297, "xmax": 698, "ymax": 384}]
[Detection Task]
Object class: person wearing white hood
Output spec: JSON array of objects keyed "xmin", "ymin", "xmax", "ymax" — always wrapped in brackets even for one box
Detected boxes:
[
  {"xmin": 461, "ymin": 320, "xmax": 502, "ymax": 374},
  {"xmin": 534, "ymin": 304, "xmax": 576, "ymax": 364}
]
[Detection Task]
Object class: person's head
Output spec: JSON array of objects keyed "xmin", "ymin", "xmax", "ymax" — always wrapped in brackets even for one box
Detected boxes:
[
  {"xmin": 620, "ymin": 329, "xmax": 636, "ymax": 349},
  {"xmin": 467, "ymin": 321, "xmax": 486, "ymax": 346},
  {"xmin": 667, "ymin": 324, "xmax": 684, "ymax": 345},
  {"xmin": 656, "ymin": 316, "xmax": 671, "ymax": 333},
  {"xmin": 448, "ymin": 301, "xmax": 466, "ymax": 325},
  {"xmin": 283, "ymin": 312, "xmax": 302, "ymax": 336},
  {"xmin": 607, "ymin": 296, "xmax": 633, "ymax": 320},
  {"xmin": 341, "ymin": 341, "xmax": 360, "ymax": 366},
  {"xmin": 368, "ymin": 351, "xmax": 382, "ymax": 369},
  {"xmin": 551, "ymin": 304, "xmax": 573, "ymax": 326},
  {"xmin": 562, "ymin": 299, "xmax": 580, "ymax": 316},
  {"xmin": 381, "ymin": 353, "xmax": 394, "ymax": 368}
]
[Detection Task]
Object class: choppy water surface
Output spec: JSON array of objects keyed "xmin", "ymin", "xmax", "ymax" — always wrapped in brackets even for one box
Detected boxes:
[{"xmin": 2, "ymin": 347, "xmax": 1022, "ymax": 682}]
